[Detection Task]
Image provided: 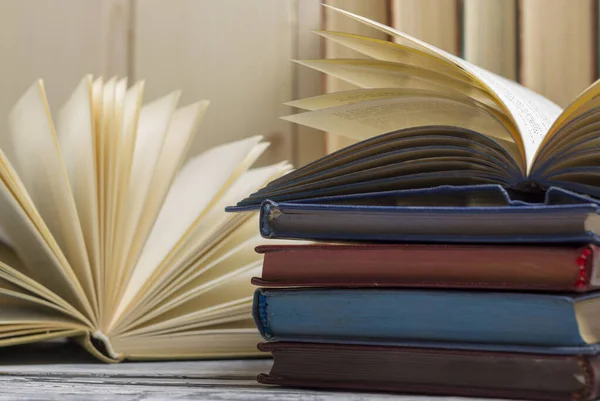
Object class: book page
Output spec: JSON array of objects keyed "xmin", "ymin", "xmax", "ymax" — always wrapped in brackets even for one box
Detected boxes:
[
  {"xmin": 110, "ymin": 100, "xmax": 208, "ymax": 320},
  {"xmin": 315, "ymin": 30, "xmax": 479, "ymax": 86},
  {"xmin": 122, "ymin": 267, "xmax": 258, "ymax": 335},
  {"xmin": 111, "ymin": 136, "xmax": 266, "ymax": 329},
  {"xmin": 56, "ymin": 76, "xmax": 100, "ymax": 317},
  {"xmin": 103, "ymin": 78, "xmax": 128, "ymax": 308},
  {"xmin": 283, "ymin": 97, "xmax": 519, "ymax": 160},
  {"xmin": 287, "ymin": 88, "xmax": 515, "ymax": 131},
  {"xmin": 288, "ymin": 88, "xmax": 458, "ymax": 110},
  {"xmin": 4, "ymin": 81, "xmax": 96, "ymax": 312},
  {"xmin": 324, "ymin": 5, "xmax": 563, "ymax": 171},
  {"xmin": 0, "ymin": 160, "xmax": 92, "ymax": 323},
  {"xmin": 108, "ymin": 163, "xmax": 291, "ymax": 331},
  {"xmin": 0, "ymin": 254, "xmax": 83, "ymax": 320},
  {"xmin": 296, "ymin": 59, "xmax": 500, "ymax": 113},
  {"xmin": 112, "ymin": 326, "xmax": 262, "ymax": 359},
  {"xmin": 533, "ymin": 79, "xmax": 600, "ymax": 162},
  {"xmin": 107, "ymin": 81, "xmax": 144, "ymax": 311},
  {"xmin": 0, "ymin": 283, "xmax": 85, "ymax": 326}
]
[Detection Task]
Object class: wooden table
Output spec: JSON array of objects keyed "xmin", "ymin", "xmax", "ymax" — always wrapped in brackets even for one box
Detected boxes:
[{"xmin": 0, "ymin": 342, "xmax": 493, "ymax": 401}]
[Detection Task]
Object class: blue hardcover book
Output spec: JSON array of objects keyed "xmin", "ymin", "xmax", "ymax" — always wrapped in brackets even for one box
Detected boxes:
[
  {"xmin": 253, "ymin": 288, "xmax": 600, "ymax": 355},
  {"xmin": 246, "ymin": 185, "xmax": 600, "ymax": 244}
]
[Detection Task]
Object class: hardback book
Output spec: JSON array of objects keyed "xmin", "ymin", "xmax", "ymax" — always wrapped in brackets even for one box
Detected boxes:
[
  {"xmin": 252, "ymin": 185, "xmax": 600, "ymax": 244},
  {"xmin": 253, "ymin": 243, "xmax": 600, "ymax": 292},
  {"xmin": 253, "ymin": 288, "xmax": 600, "ymax": 353},
  {"xmin": 0, "ymin": 75, "xmax": 291, "ymax": 362},
  {"xmin": 257, "ymin": 342, "xmax": 600, "ymax": 401},
  {"xmin": 232, "ymin": 5, "xmax": 600, "ymax": 209}
]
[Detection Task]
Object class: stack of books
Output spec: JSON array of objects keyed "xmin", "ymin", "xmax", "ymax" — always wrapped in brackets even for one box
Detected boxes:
[
  {"xmin": 231, "ymin": 185, "xmax": 600, "ymax": 400},
  {"xmin": 227, "ymin": 6, "xmax": 600, "ymax": 401}
]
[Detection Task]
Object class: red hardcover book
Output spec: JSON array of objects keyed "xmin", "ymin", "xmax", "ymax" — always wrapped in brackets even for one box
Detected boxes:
[{"xmin": 253, "ymin": 244, "xmax": 600, "ymax": 292}]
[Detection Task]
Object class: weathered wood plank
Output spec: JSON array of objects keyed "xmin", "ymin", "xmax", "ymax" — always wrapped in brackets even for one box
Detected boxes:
[
  {"xmin": 0, "ymin": 343, "xmax": 499, "ymax": 400},
  {"xmin": 0, "ymin": 377, "xmax": 456, "ymax": 401}
]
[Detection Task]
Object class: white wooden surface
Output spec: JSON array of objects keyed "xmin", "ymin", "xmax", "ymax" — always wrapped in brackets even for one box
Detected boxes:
[{"xmin": 0, "ymin": 342, "xmax": 494, "ymax": 401}]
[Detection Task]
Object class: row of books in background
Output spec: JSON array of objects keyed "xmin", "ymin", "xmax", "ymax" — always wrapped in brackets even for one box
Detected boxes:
[{"xmin": 237, "ymin": 184, "xmax": 600, "ymax": 401}]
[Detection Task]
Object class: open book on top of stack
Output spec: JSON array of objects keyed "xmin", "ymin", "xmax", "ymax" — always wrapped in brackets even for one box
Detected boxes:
[
  {"xmin": 231, "ymin": 7, "xmax": 600, "ymax": 400},
  {"xmin": 0, "ymin": 75, "xmax": 291, "ymax": 362},
  {"xmin": 233, "ymin": 5, "xmax": 600, "ymax": 211}
]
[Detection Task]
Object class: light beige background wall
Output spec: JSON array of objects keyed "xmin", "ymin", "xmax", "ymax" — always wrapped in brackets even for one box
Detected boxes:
[{"xmin": 0, "ymin": 0, "xmax": 325, "ymax": 168}]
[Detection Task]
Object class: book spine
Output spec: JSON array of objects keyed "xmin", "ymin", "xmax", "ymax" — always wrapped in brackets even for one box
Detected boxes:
[
  {"xmin": 252, "ymin": 289, "xmax": 272, "ymax": 340},
  {"xmin": 463, "ymin": 0, "xmax": 517, "ymax": 80},
  {"xmin": 259, "ymin": 200, "xmax": 279, "ymax": 239},
  {"xmin": 391, "ymin": 0, "xmax": 460, "ymax": 55}
]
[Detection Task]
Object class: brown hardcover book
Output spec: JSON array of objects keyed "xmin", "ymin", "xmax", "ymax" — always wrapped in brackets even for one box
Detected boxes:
[
  {"xmin": 253, "ymin": 244, "xmax": 600, "ymax": 292},
  {"xmin": 258, "ymin": 342, "xmax": 600, "ymax": 401}
]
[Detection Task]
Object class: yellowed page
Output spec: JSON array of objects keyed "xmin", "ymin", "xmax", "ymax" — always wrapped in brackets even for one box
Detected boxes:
[
  {"xmin": 56, "ymin": 76, "xmax": 100, "ymax": 317},
  {"xmin": 125, "ymin": 142, "xmax": 270, "ymax": 302},
  {"xmin": 119, "ymin": 267, "xmax": 258, "ymax": 336},
  {"xmin": 112, "ymin": 326, "xmax": 262, "ymax": 359},
  {"xmin": 111, "ymin": 101, "xmax": 208, "ymax": 316},
  {"xmin": 0, "ymin": 160, "xmax": 92, "ymax": 324},
  {"xmin": 535, "ymin": 79, "xmax": 600, "ymax": 155},
  {"xmin": 0, "ymin": 234, "xmax": 88, "ymax": 322},
  {"xmin": 99, "ymin": 92, "xmax": 181, "ymax": 330},
  {"xmin": 113, "ymin": 163, "xmax": 292, "ymax": 330},
  {"xmin": 296, "ymin": 59, "xmax": 499, "ymax": 112},
  {"xmin": 111, "ymin": 136, "xmax": 265, "ymax": 328},
  {"xmin": 324, "ymin": 4, "xmax": 563, "ymax": 171},
  {"xmin": 103, "ymin": 78, "xmax": 128, "ymax": 307},
  {"xmin": 137, "ymin": 318, "xmax": 257, "ymax": 336},
  {"xmin": 314, "ymin": 31, "xmax": 477, "ymax": 85},
  {"xmin": 118, "ymin": 217, "xmax": 256, "ymax": 330},
  {"xmin": 98, "ymin": 78, "xmax": 116, "ymax": 295},
  {"xmin": 125, "ymin": 233, "xmax": 263, "ymax": 331},
  {"xmin": 91, "ymin": 77, "xmax": 105, "ymax": 297},
  {"xmin": 4, "ymin": 80, "xmax": 95, "ymax": 316},
  {"xmin": 288, "ymin": 88, "xmax": 446, "ymax": 110},
  {"xmin": 283, "ymin": 96, "xmax": 515, "ymax": 145},
  {"xmin": 0, "ymin": 291, "xmax": 85, "ymax": 327},
  {"xmin": 287, "ymin": 88, "xmax": 514, "ymax": 132},
  {"xmin": 0, "ymin": 329, "xmax": 86, "ymax": 348},
  {"xmin": 112, "ymin": 91, "xmax": 180, "ymax": 284},
  {"xmin": 0, "ymin": 275, "xmax": 90, "ymax": 325},
  {"xmin": 123, "ymin": 315, "xmax": 255, "ymax": 338},
  {"xmin": 108, "ymin": 81, "xmax": 144, "ymax": 311}
]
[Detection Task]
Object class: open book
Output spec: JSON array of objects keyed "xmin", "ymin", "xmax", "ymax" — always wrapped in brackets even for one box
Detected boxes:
[
  {"xmin": 0, "ymin": 75, "xmax": 291, "ymax": 362},
  {"xmin": 234, "ymin": 5, "xmax": 600, "ymax": 208}
]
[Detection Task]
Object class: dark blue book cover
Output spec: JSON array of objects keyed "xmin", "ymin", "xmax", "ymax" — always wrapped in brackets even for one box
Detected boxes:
[{"xmin": 236, "ymin": 185, "xmax": 600, "ymax": 244}]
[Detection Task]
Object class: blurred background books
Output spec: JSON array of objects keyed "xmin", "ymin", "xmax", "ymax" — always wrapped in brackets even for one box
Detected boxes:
[{"xmin": 0, "ymin": 0, "xmax": 596, "ymax": 167}]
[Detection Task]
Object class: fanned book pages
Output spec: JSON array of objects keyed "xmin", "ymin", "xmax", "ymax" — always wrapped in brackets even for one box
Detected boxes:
[
  {"xmin": 0, "ymin": 75, "xmax": 291, "ymax": 362},
  {"xmin": 233, "ymin": 5, "xmax": 600, "ymax": 209}
]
